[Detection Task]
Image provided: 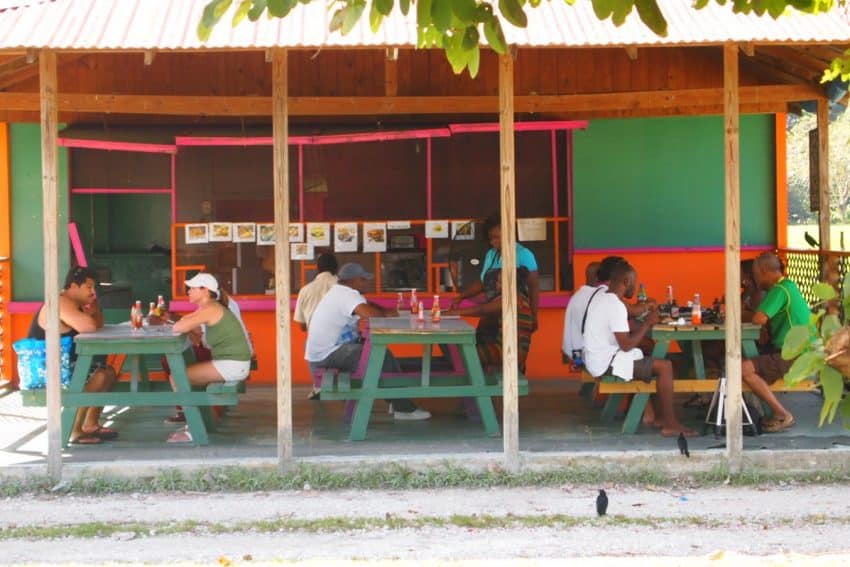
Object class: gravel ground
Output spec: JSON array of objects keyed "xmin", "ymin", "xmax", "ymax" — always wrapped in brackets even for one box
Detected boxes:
[{"xmin": 2, "ymin": 485, "xmax": 850, "ymax": 563}]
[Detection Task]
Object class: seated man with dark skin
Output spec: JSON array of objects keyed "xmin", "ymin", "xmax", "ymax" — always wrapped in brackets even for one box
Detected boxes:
[
  {"xmin": 583, "ymin": 261, "xmax": 697, "ymax": 437},
  {"xmin": 28, "ymin": 266, "xmax": 118, "ymax": 444},
  {"xmin": 742, "ymin": 252, "xmax": 810, "ymax": 433}
]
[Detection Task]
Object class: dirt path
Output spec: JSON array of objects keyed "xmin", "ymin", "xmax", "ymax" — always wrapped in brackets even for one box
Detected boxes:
[{"xmin": 2, "ymin": 485, "xmax": 850, "ymax": 563}]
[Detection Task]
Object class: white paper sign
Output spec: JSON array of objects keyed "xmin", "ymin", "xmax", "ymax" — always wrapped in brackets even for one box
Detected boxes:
[
  {"xmin": 425, "ymin": 220, "xmax": 449, "ymax": 239},
  {"xmin": 233, "ymin": 223, "xmax": 256, "ymax": 243},
  {"xmin": 363, "ymin": 222, "xmax": 387, "ymax": 253},
  {"xmin": 451, "ymin": 220, "xmax": 475, "ymax": 241},
  {"xmin": 517, "ymin": 218, "xmax": 547, "ymax": 242},
  {"xmin": 334, "ymin": 222, "xmax": 358, "ymax": 253},
  {"xmin": 306, "ymin": 223, "xmax": 331, "ymax": 247},
  {"xmin": 291, "ymin": 242, "xmax": 315, "ymax": 261},
  {"xmin": 387, "ymin": 221, "xmax": 411, "ymax": 230},
  {"xmin": 288, "ymin": 223, "xmax": 304, "ymax": 243},
  {"xmin": 185, "ymin": 224, "xmax": 209, "ymax": 244},
  {"xmin": 209, "ymin": 222, "xmax": 233, "ymax": 242}
]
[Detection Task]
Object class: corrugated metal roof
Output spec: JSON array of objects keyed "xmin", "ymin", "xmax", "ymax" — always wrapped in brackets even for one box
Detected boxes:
[{"xmin": 0, "ymin": 0, "xmax": 846, "ymax": 51}]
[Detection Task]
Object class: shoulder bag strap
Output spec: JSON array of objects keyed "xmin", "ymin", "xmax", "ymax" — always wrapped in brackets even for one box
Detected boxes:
[{"xmin": 581, "ymin": 287, "xmax": 605, "ymax": 335}]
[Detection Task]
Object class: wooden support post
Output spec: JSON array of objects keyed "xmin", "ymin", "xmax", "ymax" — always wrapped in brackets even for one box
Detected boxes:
[
  {"xmin": 498, "ymin": 53, "xmax": 519, "ymax": 472},
  {"xmin": 384, "ymin": 49, "xmax": 398, "ymax": 97},
  {"xmin": 723, "ymin": 44, "xmax": 743, "ymax": 473},
  {"xmin": 817, "ymin": 98, "xmax": 830, "ymax": 251},
  {"xmin": 40, "ymin": 50, "xmax": 61, "ymax": 481},
  {"xmin": 272, "ymin": 48, "xmax": 293, "ymax": 470}
]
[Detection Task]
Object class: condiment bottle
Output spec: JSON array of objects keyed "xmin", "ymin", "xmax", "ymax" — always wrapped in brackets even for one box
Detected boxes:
[
  {"xmin": 156, "ymin": 294, "xmax": 166, "ymax": 317},
  {"xmin": 432, "ymin": 295, "xmax": 441, "ymax": 322},
  {"xmin": 417, "ymin": 301, "xmax": 425, "ymax": 322},
  {"xmin": 147, "ymin": 301, "xmax": 156, "ymax": 322},
  {"xmin": 397, "ymin": 292, "xmax": 405, "ymax": 312},
  {"xmin": 131, "ymin": 300, "xmax": 144, "ymax": 330},
  {"xmin": 637, "ymin": 283, "xmax": 647, "ymax": 303},
  {"xmin": 691, "ymin": 293, "xmax": 702, "ymax": 325},
  {"xmin": 666, "ymin": 284, "xmax": 674, "ymax": 307},
  {"xmin": 410, "ymin": 289, "xmax": 418, "ymax": 314}
]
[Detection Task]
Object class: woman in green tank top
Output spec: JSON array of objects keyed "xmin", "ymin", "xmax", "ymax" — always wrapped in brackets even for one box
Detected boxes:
[{"xmin": 172, "ymin": 273, "xmax": 252, "ymax": 387}]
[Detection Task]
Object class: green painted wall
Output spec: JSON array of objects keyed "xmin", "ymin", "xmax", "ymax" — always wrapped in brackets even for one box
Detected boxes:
[
  {"xmin": 573, "ymin": 115, "xmax": 775, "ymax": 249},
  {"xmin": 10, "ymin": 123, "xmax": 70, "ymax": 301}
]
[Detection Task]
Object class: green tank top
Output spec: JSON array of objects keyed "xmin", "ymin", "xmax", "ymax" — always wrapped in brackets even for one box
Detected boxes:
[{"xmin": 206, "ymin": 307, "xmax": 252, "ymax": 362}]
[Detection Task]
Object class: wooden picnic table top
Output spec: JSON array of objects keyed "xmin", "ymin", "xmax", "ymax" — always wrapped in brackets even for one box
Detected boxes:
[
  {"xmin": 369, "ymin": 316, "xmax": 474, "ymax": 336},
  {"xmin": 75, "ymin": 322, "xmax": 181, "ymax": 341},
  {"xmin": 652, "ymin": 322, "xmax": 761, "ymax": 335}
]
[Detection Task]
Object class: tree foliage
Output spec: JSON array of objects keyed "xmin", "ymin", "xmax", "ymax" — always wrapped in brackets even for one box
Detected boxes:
[
  {"xmin": 198, "ymin": 0, "xmax": 846, "ymax": 77},
  {"xmin": 786, "ymin": 107, "xmax": 850, "ymax": 226}
]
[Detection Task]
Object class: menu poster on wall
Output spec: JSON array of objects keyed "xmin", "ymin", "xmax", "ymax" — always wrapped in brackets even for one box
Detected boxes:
[
  {"xmin": 425, "ymin": 220, "xmax": 449, "ymax": 239},
  {"xmin": 306, "ymin": 223, "xmax": 331, "ymax": 247},
  {"xmin": 451, "ymin": 220, "xmax": 475, "ymax": 241},
  {"xmin": 288, "ymin": 223, "xmax": 304, "ymax": 243},
  {"xmin": 257, "ymin": 223, "xmax": 276, "ymax": 246},
  {"xmin": 517, "ymin": 218, "xmax": 547, "ymax": 242},
  {"xmin": 291, "ymin": 242, "xmax": 315, "ymax": 261},
  {"xmin": 363, "ymin": 222, "xmax": 387, "ymax": 253},
  {"xmin": 185, "ymin": 224, "xmax": 209, "ymax": 244},
  {"xmin": 387, "ymin": 221, "xmax": 411, "ymax": 230},
  {"xmin": 334, "ymin": 222, "xmax": 358, "ymax": 253},
  {"xmin": 209, "ymin": 222, "xmax": 233, "ymax": 242},
  {"xmin": 233, "ymin": 223, "xmax": 256, "ymax": 243}
]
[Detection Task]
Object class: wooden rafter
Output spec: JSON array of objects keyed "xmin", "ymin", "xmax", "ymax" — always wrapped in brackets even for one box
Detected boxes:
[{"xmin": 0, "ymin": 54, "xmax": 83, "ymax": 91}]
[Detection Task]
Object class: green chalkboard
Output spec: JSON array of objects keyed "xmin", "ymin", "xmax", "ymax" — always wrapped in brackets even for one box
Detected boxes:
[
  {"xmin": 573, "ymin": 115, "xmax": 775, "ymax": 249},
  {"xmin": 10, "ymin": 124, "xmax": 70, "ymax": 300}
]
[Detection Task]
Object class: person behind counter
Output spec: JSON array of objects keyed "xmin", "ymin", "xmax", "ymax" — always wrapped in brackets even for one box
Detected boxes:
[
  {"xmin": 451, "ymin": 214, "xmax": 540, "ymax": 331},
  {"xmin": 28, "ymin": 266, "xmax": 118, "ymax": 445},
  {"xmin": 165, "ymin": 273, "xmax": 252, "ymax": 443}
]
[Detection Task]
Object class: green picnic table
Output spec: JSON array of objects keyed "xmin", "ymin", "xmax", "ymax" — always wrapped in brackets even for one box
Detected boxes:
[
  {"xmin": 59, "ymin": 324, "xmax": 240, "ymax": 446},
  {"xmin": 320, "ymin": 317, "xmax": 528, "ymax": 441},
  {"xmin": 601, "ymin": 322, "xmax": 761, "ymax": 433}
]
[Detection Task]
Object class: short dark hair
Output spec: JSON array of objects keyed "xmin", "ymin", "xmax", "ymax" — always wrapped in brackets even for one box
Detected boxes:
[
  {"xmin": 483, "ymin": 214, "xmax": 500, "ymax": 237},
  {"xmin": 597, "ymin": 256, "xmax": 628, "ymax": 283},
  {"xmin": 63, "ymin": 265, "xmax": 98, "ymax": 290},
  {"xmin": 754, "ymin": 252, "xmax": 783, "ymax": 274},
  {"xmin": 317, "ymin": 253, "xmax": 338, "ymax": 275},
  {"xmin": 608, "ymin": 261, "xmax": 634, "ymax": 284}
]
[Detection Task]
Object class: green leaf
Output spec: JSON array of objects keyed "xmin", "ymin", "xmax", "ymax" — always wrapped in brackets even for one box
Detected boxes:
[
  {"xmin": 444, "ymin": 31, "xmax": 468, "ymax": 74},
  {"xmin": 694, "ymin": 0, "xmax": 710, "ymax": 7},
  {"xmin": 232, "ymin": 0, "xmax": 253, "ymax": 25},
  {"xmin": 417, "ymin": 0, "xmax": 433, "ymax": 26},
  {"xmin": 819, "ymin": 399, "xmax": 833, "ymax": 428},
  {"xmin": 198, "ymin": 0, "xmax": 232, "ymax": 41},
  {"xmin": 781, "ymin": 324, "xmax": 812, "ymax": 361},
  {"xmin": 592, "ymin": 0, "xmax": 615, "ymax": 20},
  {"xmin": 399, "ymin": 0, "xmax": 411, "ymax": 15},
  {"xmin": 341, "ymin": 2, "xmax": 366, "ymax": 34},
  {"xmin": 466, "ymin": 43, "xmax": 480, "ymax": 77},
  {"xmin": 375, "ymin": 0, "xmax": 394, "ymax": 16},
  {"xmin": 431, "ymin": 0, "xmax": 453, "ymax": 31},
  {"xmin": 462, "ymin": 25, "xmax": 480, "ymax": 51},
  {"xmin": 452, "ymin": 0, "xmax": 478, "ymax": 22},
  {"xmin": 213, "ymin": 0, "xmax": 233, "ymax": 20},
  {"xmin": 611, "ymin": 0, "xmax": 635, "ymax": 26},
  {"xmin": 369, "ymin": 1, "xmax": 384, "ymax": 32},
  {"xmin": 248, "ymin": 0, "xmax": 268, "ymax": 21},
  {"xmin": 267, "ymin": 0, "xmax": 286, "ymax": 17},
  {"xmin": 821, "ymin": 314, "xmax": 842, "ymax": 343},
  {"xmin": 840, "ymin": 396, "xmax": 850, "ymax": 429},
  {"xmin": 784, "ymin": 350, "xmax": 825, "ymax": 385},
  {"xmin": 820, "ymin": 365, "xmax": 844, "ymax": 404},
  {"xmin": 482, "ymin": 16, "xmax": 507, "ymax": 54},
  {"xmin": 634, "ymin": 0, "xmax": 667, "ymax": 36},
  {"xmin": 813, "ymin": 282, "xmax": 837, "ymax": 301},
  {"xmin": 499, "ymin": 0, "xmax": 528, "ymax": 27}
]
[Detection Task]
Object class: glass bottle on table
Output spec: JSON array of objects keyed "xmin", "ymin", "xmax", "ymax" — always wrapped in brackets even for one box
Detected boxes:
[
  {"xmin": 397, "ymin": 292, "xmax": 405, "ymax": 313},
  {"xmin": 146, "ymin": 301, "xmax": 156, "ymax": 325},
  {"xmin": 637, "ymin": 283, "xmax": 647, "ymax": 303},
  {"xmin": 130, "ymin": 300, "xmax": 144, "ymax": 330},
  {"xmin": 410, "ymin": 289, "xmax": 418, "ymax": 314},
  {"xmin": 432, "ymin": 294, "xmax": 441, "ymax": 323},
  {"xmin": 156, "ymin": 294, "xmax": 167, "ymax": 317}
]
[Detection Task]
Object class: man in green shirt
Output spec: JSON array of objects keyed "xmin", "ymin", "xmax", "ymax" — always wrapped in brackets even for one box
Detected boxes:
[{"xmin": 742, "ymin": 253, "xmax": 810, "ymax": 432}]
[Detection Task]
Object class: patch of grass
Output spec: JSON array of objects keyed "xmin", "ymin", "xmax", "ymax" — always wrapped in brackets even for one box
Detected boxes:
[
  {"xmin": 3, "ymin": 513, "xmax": 849, "ymax": 541},
  {"xmin": 1, "ymin": 461, "xmax": 849, "ymax": 498}
]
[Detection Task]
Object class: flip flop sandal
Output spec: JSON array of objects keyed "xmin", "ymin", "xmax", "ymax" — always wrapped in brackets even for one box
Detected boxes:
[
  {"xmin": 164, "ymin": 412, "xmax": 186, "ymax": 424},
  {"xmin": 68, "ymin": 435, "xmax": 103, "ymax": 445},
  {"xmin": 763, "ymin": 415, "xmax": 795, "ymax": 433},
  {"xmin": 85, "ymin": 427, "xmax": 118, "ymax": 440},
  {"xmin": 166, "ymin": 427, "xmax": 193, "ymax": 444}
]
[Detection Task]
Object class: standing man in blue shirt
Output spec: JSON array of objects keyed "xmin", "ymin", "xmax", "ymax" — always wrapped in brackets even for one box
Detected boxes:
[{"xmin": 451, "ymin": 215, "xmax": 540, "ymax": 331}]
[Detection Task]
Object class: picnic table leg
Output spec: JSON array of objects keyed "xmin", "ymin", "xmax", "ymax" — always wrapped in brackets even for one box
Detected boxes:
[
  {"xmin": 349, "ymin": 344, "xmax": 386, "ymax": 441},
  {"xmin": 129, "ymin": 355, "xmax": 140, "ymax": 393},
  {"xmin": 459, "ymin": 344, "xmax": 500, "ymax": 437},
  {"xmin": 421, "ymin": 344, "xmax": 432, "ymax": 387},
  {"xmin": 600, "ymin": 393, "xmax": 622, "ymax": 422},
  {"xmin": 692, "ymin": 340, "xmax": 706, "ymax": 379},
  {"xmin": 621, "ymin": 392, "xmax": 650, "ymax": 434},
  {"xmin": 165, "ymin": 353, "xmax": 209, "ymax": 445},
  {"xmin": 61, "ymin": 354, "xmax": 93, "ymax": 446}
]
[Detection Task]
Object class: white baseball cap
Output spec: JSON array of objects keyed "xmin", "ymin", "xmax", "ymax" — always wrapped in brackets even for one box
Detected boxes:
[{"xmin": 184, "ymin": 273, "xmax": 220, "ymax": 298}]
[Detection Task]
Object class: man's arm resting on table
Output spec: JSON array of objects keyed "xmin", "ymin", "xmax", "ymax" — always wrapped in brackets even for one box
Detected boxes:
[
  {"xmin": 354, "ymin": 302, "xmax": 397, "ymax": 319},
  {"xmin": 751, "ymin": 311, "xmax": 769, "ymax": 326},
  {"xmin": 60, "ymin": 295, "xmax": 97, "ymax": 334}
]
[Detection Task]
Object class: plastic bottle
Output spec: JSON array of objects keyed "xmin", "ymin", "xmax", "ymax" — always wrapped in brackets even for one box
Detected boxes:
[
  {"xmin": 397, "ymin": 292, "xmax": 405, "ymax": 312},
  {"xmin": 417, "ymin": 301, "xmax": 425, "ymax": 322},
  {"xmin": 691, "ymin": 293, "xmax": 702, "ymax": 325},
  {"xmin": 637, "ymin": 283, "xmax": 647, "ymax": 303},
  {"xmin": 432, "ymin": 295, "xmax": 441, "ymax": 322},
  {"xmin": 410, "ymin": 289, "xmax": 418, "ymax": 314}
]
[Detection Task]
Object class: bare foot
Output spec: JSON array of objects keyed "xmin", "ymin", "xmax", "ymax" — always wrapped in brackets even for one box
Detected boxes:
[{"xmin": 642, "ymin": 404, "xmax": 657, "ymax": 426}]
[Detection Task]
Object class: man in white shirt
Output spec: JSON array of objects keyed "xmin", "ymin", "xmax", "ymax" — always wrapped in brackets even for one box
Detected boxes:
[
  {"xmin": 562, "ymin": 261, "xmax": 601, "ymax": 367},
  {"xmin": 294, "ymin": 253, "xmax": 339, "ymax": 331},
  {"xmin": 583, "ymin": 261, "xmax": 696, "ymax": 438},
  {"xmin": 306, "ymin": 262, "xmax": 430, "ymax": 421}
]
